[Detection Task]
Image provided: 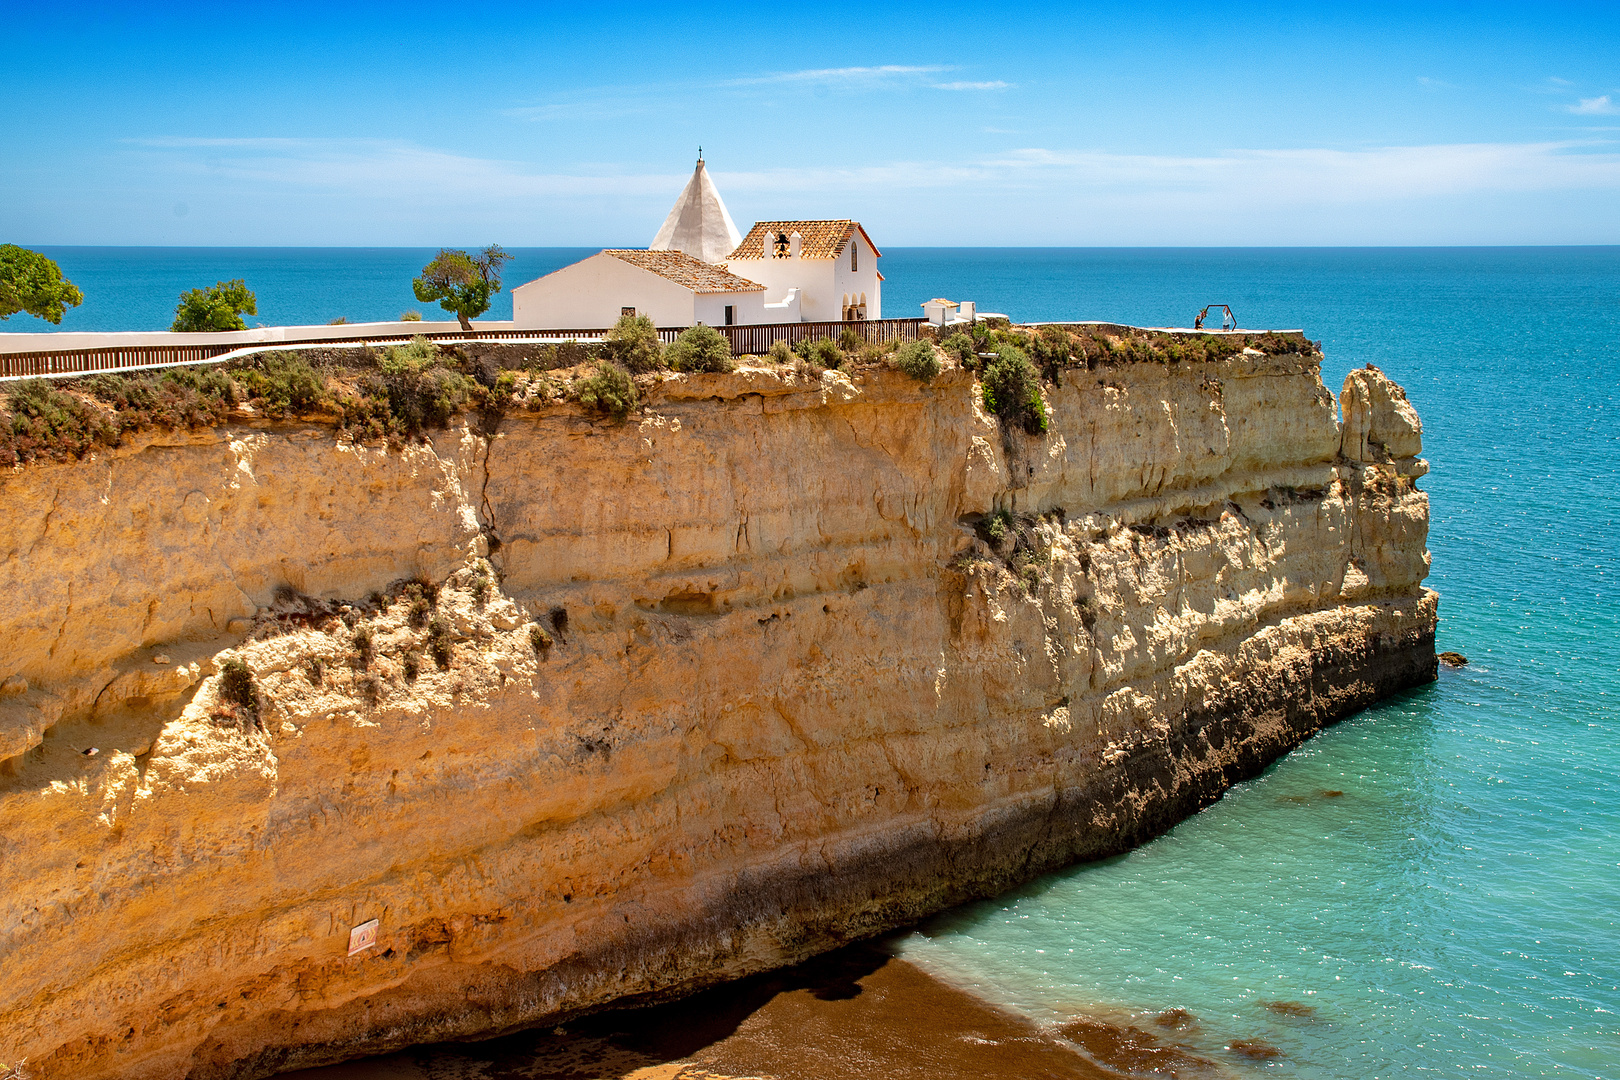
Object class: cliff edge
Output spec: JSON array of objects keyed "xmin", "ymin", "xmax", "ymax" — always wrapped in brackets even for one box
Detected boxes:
[{"xmin": 0, "ymin": 346, "xmax": 1434, "ymax": 1078}]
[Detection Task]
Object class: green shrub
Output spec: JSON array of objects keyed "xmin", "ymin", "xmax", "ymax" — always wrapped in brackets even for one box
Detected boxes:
[
  {"xmin": 218, "ymin": 658, "xmax": 258, "ymax": 713},
  {"xmin": 838, "ymin": 326, "xmax": 862, "ymax": 352},
  {"xmin": 427, "ymin": 617, "xmax": 453, "ymax": 669},
  {"xmin": 981, "ymin": 345, "xmax": 1047, "ymax": 434},
  {"xmin": 605, "ymin": 313, "xmax": 665, "ymax": 373},
  {"xmin": 768, "ymin": 340, "xmax": 792, "ymax": 364},
  {"xmin": 666, "ymin": 324, "xmax": 735, "ymax": 373},
  {"xmin": 1, "ymin": 379, "xmax": 116, "ymax": 465},
  {"xmin": 407, "ymin": 597, "xmax": 430, "ymax": 628},
  {"xmin": 891, "ymin": 340, "xmax": 941, "ymax": 383},
  {"xmin": 470, "ymin": 564, "xmax": 492, "ymax": 603},
  {"xmin": 856, "ymin": 339, "xmax": 896, "ymax": 365},
  {"xmin": 232, "ymin": 352, "xmax": 326, "ymax": 416},
  {"xmin": 400, "ymin": 310, "xmax": 423, "ymax": 321},
  {"xmin": 402, "ymin": 649, "xmax": 421, "ymax": 682},
  {"xmin": 941, "ymin": 333, "xmax": 977, "ymax": 369},
  {"xmin": 340, "ymin": 337, "xmax": 474, "ymax": 439},
  {"xmin": 85, "ymin": 368, "xmax": 237, "ymax": 434},
  {"xmin": 382, "ymin": 336, "xmax": 438, "ymax": 374},
  {"xmin": 980, "ymin": 509, "xmax": 1012, "ymax": 547},
  {"xmin": 575, "ymin": 360, "xmax": 638, "ymax": 418},
  {"xmin": 794, "ymin": 336, "xmax": 842, "ymax": 370},
  {"xmin": 404, "ymin": 576, "xmax": 439, "ymax": 604},
  {"xmin": 529, "ymin": 624, "xmax": 553, "ymax": 654}
]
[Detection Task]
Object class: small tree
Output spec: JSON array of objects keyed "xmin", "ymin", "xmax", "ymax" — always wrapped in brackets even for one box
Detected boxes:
[
  {"xmin": 981, "ymin": 344, "xmax": 1048, "ymax": 434},
  {"xmin": 172, "ymin": 279, "xmax": 257, "ymax": 332},
  {"xmin": 605, "ymin": 313, "xmax": 664, "ymax": 373},
  {"xmin": 413, "ymin": 245, "xmax": 512, "ymax": 331},
  {"xmin": 666, "ymin": 324, "xmax": 734, "ymax": 373},
  {"xmin": 0, "ymin": 245, "xmax": 84, "ymax": 324}
]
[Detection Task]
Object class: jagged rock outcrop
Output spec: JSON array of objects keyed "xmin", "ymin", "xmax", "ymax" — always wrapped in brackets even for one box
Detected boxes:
[{"xmin": 0, "ymin": 354, "xmax": 1434, "ymax": 1079}]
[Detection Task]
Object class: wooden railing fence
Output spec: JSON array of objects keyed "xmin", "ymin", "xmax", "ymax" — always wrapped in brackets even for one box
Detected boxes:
[{"xmin": 0, "ymin": 319, "xmax": 928, "ymax": 380}]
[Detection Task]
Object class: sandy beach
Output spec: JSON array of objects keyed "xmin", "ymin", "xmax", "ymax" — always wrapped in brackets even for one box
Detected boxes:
[{"xmin": 275, "ymin": 940, "xmax": 1230, "ymax": 1080}]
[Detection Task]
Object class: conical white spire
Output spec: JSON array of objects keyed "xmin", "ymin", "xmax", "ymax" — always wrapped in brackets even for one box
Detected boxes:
[{"xmin": 650, "ymin": 156, "xmax": 742, "ymax": 265}]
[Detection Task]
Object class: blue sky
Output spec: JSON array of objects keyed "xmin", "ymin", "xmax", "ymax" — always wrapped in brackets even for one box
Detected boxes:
[{"xmin": 4, "ymin": 1, "xmax": 1619, "ymax": 246}]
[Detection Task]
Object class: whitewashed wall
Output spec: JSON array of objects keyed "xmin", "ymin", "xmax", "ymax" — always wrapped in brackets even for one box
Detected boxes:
[
  {"xmin": 512, "ymin": 255, "xmax": 700, "ymax": 329},
  {"xmin": 0, "ymin": 319, "xmax": 510, "ymax": 355},
  {"xmin": 694, "ymin": 290, "xmax": 767, "ymax": 327},
  {"xmin": 512, "ymin": 254, "xmax": 769, "ymax": 329},
  {"xmin": 723, "ymin": 255, "xmax": 840, "ymax": 323}
]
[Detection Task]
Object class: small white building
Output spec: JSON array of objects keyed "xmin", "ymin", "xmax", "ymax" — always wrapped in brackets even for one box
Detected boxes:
[
  {"xmin": 922, "ymin": 298, "xmax": 977, "ymax": 327},
  {"xmin": 508, "ymin": 158, "xmax": 887, "ymax": 329},
  {"xmin": 723, "ymin": 220, "xmax": 883, "ymax": 323},
  {"xmin": 511, "ymin": 249, "xmax": 766, "ymax": 330}
]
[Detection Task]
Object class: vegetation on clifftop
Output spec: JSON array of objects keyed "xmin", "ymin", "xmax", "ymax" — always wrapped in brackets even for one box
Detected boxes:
[{"xmin": 0, "ymin": 322, "xmax": 1321, "ymax": 467}]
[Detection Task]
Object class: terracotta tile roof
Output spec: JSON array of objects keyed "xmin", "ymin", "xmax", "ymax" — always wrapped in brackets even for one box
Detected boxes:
[
  {"xmin": 602, "ymin": 249, "xmax": 765, "ymax": 293},
  {"xmin": 727, "ymin": 220, "xmax": 882, "ymax": 261}
]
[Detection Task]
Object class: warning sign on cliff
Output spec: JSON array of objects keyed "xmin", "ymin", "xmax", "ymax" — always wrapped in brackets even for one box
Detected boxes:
[{"xmin": 348, "ymin": 918, "xmax": 379, "ymax": 956}]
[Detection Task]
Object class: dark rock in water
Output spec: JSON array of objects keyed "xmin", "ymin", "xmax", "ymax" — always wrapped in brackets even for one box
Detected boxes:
[
  {"xmin": 1060, "ymin": 1017, "xmax": 1221, "ymax": 1075},
  {"xmin": 1155, "ymin": 1006, "xmax": 1198, "ymax": 1030},
  {"xmin": 1263, "ymin": 1000, "xmax": 1317, "ymax": 1018},
  {"xmin": 1320, "ymin": 789, "xmax": 1345, "ymax": 798},
  {"xmin": 1229, "ymin": 1038, "xmax": 1287, "ymax": 1060},
  {"xmin": 1439, "ymin": 651, "xmax": 1469, "ymax": 667}
]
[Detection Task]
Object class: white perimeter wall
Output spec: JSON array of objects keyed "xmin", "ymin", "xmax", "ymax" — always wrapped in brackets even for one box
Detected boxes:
[
  {"xmin": 512, "ymin": 254, "xmax": 700, "ymax": 329},
  {"xmin": 0, "ymin": 320, "xmax": 514, "ymax": 355}
]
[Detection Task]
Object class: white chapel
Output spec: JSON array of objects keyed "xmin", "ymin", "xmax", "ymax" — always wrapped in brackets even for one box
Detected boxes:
[{"xmin": 511, "ymin": 157, "xmax": 883, "ymax": 329}]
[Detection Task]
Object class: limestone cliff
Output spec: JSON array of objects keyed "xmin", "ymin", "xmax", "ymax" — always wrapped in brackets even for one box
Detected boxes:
[{"xmin": 0, "ymin": 349, "xmax": 1434, "ymax": 1079}]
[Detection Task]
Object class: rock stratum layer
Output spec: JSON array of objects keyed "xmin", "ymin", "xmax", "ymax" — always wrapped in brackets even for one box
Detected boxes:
[{"xmin": 0, "ymin": 350, "xmax": 1435, "ymax": 1079}]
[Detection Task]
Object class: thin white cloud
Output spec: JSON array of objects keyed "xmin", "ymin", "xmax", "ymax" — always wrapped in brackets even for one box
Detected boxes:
[
  {"xmin": 1416, "ymin": 76, "xmax": 1456, "ymax": 89},
  {"xmin": 501, "ymin": 99, "xmax": 649, "ymax": 122},
  {"xmin": 934, "ymin": 80, "xmax": 1010, "ymax": 91},
  {"xmin": 504, "ymin": 66, "xmax": 962, "ymax": 120},
  {"xmin": 123, "ymin": 137, "xmax": 312, "ymax": 148},
  {"xmin": 112, "ymin": 135, "xmax": 1620, "ymax": 245},
  {"xmin": 726, "ymin": 64, "xmax": 948, "ymax": 86},
  {"xmin": 129, "ymin": 136, "xmax": 1620, "ymax": 205},
  {"xmin": 1569, "ymin": 95, "xmax": 1618, "ymax": 115}
]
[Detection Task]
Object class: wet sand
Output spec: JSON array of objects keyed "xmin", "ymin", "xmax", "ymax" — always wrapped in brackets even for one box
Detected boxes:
[{"xmin": 277, "ymin": 941, "xmax": 1229, "ymax": 1080}]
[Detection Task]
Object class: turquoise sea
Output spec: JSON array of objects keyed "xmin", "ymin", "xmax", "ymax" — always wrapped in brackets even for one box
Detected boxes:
[{"xmin": 13, "ymin": 248, "xmax": 1620, "ymax": 1077}]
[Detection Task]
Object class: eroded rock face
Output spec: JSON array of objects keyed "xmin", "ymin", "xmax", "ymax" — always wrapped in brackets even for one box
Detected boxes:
[{"xmin": 0, "ymin": 355, "xmax": 1434, "ymax": 1079}]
